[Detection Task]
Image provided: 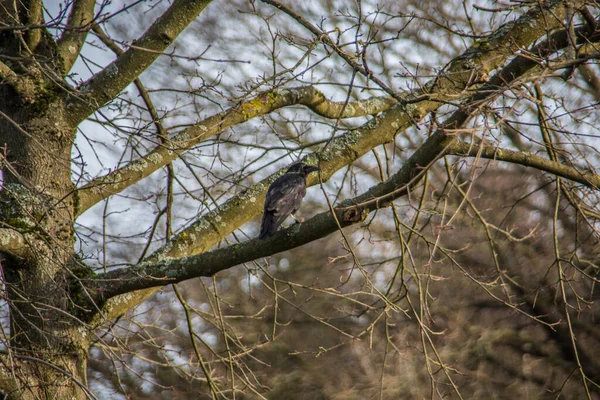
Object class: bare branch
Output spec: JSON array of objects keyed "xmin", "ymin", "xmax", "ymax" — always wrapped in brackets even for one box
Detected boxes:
[
  {"xmin": 260, "ymin": 0, "xmax": 412, "ymax": 110},
  {"xmin": 93, "ymin": 99, "xmax": 464, "ymax": 299},
  {"xmin": 90, "ymin": 24, "xmax": 168, "ymax": 133}
]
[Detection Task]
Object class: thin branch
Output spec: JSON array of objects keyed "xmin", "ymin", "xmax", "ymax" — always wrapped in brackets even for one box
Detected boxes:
[
  {"xmin": 260, "ymin": 0, "xmax": 418, "ymax": 125},
  {"xmin": 90, "ymin": 24, "xmax": 170, "ymax": 138}
]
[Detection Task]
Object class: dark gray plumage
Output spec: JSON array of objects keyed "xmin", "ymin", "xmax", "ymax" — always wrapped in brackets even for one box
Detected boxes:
[{"xmin": 259, "ymin": 163, "xmax": 319, "ymax": 239}]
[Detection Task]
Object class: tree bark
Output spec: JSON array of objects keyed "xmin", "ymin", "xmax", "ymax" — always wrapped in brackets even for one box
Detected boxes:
[{"xmin": 0, "ymin": 104, "xmax": 87, "ymax": 397}]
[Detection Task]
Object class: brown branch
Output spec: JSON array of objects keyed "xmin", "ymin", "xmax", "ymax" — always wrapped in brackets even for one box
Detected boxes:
[
  {"xmin": 93, "ymin": 22, "xmax": 177, "ymax": 242},
  {"xmin": 91, "ymin": 24, "xmax": 169, "ymax": 137},
  {"xmin": 260, "ymin": 0, "xmax": 413, "ymax": 113},
  {"xmin": 91, "ymin": 208, "xmax": 371, "ymax": 299},
  {"xmin": 63, "ymin": 0, "xmax": 214, "ymax": 126},
  {"xmin": 73, "ymin": 86, "xmax": 396, "ymax": 217},
  {"xmin": 448, "ymin": 141, "xmax": 600, "ymax": 189},
  {"xmin": 56, "ymin": 0, "xmax": 97, "ymax": 74}
]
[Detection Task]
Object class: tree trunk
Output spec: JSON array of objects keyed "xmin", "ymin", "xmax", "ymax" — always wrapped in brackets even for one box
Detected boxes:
[{"xmin": 0, "ymin": 92, "xmax": 88, "ymax": 398}]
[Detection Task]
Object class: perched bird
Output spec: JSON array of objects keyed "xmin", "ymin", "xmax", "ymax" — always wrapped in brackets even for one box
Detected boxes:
[{"xmin": 259, "ymin": 162, "xmax": 320, "ymax": 239}]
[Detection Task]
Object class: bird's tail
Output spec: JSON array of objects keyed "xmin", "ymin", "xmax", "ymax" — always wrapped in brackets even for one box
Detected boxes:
[{"xmin": 259, "ymin": 212, "xmax": 275, "ymax": 240}]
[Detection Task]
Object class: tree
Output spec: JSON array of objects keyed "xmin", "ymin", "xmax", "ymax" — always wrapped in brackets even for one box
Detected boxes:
[{"xmin": 1, "ymin": 0, "xmax": 599, "ymax": 398}]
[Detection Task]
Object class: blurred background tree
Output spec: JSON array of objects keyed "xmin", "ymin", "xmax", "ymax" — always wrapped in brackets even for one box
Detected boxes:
[{"xmin": 0, "ymin": 0, "xmax": 599, "ymax": 398}]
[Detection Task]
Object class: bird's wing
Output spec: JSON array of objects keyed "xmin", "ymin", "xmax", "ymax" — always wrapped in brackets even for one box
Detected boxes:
[
  {"xmin": 265, "ymin": 174, "xmax": 306, "ymax": 217},
  {"xmin": 260, "ymin": 174, "xmax": 307, "ymax": 239}
]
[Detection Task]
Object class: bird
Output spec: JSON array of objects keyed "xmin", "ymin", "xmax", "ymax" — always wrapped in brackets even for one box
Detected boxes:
[{"xmin": 259, "ymin": 162, "xmax": 320, "ymax": 239}]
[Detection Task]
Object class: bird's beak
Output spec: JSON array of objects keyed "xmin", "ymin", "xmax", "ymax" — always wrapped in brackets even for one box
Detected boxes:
[{"xmin": 307, "ymin": 166, "xmax": 320, "ymax": 174}]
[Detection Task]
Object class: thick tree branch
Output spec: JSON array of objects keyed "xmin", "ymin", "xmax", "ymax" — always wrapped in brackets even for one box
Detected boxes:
[
  {"xmin": 56, "ymin": 0, "xmax": 97, "ymax": 74},
  {"xmin": 92, "ymin": 0, "xmax": 579, "ymax": 323},
  {"xmin": 90, "ymin": 159, "xmax": 418, "ymax": 300},
  {"xmin": 0, "ymin": 228, "xmax": 28, "ymax": 258},
  {"xmin": 24, "ymin": 0, "xmax": 43, "ymax": 51},
  {"xmin": 0, "ymin": 61, "xmax": 18, "ymax": 87},
  {"xmin": 63, "ymin": 0, "xmax": 214, "ymax": 126},
  {"xmin": 92, "ymin": 100, "xmax": 462, "ymax": 299},
  {"xmin": 91, "ymin": 205, "xmax": 384, "ymax": 299},
  {"xmin": 448, "ymin": 141, "xmax": 600, "ymax": 189},
  {"xmin": 73, "ymin": 86, "xmax": 396, "ymax": 217}
]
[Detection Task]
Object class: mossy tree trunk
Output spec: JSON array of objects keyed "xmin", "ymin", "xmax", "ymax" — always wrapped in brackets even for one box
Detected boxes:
[
  {"xmin": 0, "ymin": 79, "xmax": 87, "ymax": 400},
  {"xmin": 0, "ymin": 2, "xmax": 85, "ymax": 393}
]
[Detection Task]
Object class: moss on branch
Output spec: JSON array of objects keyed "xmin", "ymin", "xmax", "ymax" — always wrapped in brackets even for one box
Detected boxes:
[{"xmin": 74, "ymin": 86, "xmax": 397, "ymax": 216}]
